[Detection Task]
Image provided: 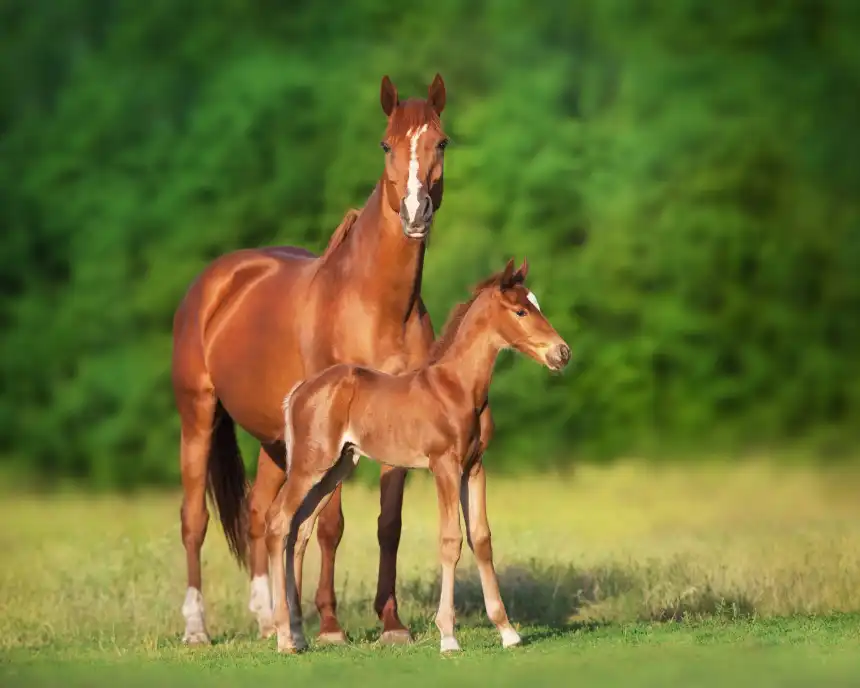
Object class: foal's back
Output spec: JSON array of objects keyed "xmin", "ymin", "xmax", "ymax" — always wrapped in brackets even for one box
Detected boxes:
[{"xmin": 287, "ymin": 364, "xmax": 451, "ymax": 472}]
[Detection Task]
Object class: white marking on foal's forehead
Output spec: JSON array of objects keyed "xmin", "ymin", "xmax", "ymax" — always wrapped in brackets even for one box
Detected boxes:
[
  {"xmin": 403, "ymin": 124, "xmax": 429, "ymax": 223},
  {"xmin": 526, "ymin": 290, "xmax": 541, "ymax": 312}
]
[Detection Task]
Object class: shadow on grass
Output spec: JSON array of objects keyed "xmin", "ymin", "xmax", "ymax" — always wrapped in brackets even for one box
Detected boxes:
[
  {"xmin": 399, "ymin": 558, "xmax": 633, "ymax": 628},
  {"xmin": 204, "ymin": 559, "xmax": 758, "ymax": 647},
  {"xmin": 394, "ymin": 558, "xmax": 757, "ymax": 631}
]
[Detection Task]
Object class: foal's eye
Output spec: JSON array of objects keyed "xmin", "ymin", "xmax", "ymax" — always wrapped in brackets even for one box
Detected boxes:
[
  {"xmin": 437, "ymin": 139, "xmax": 449, "ymax": 152},
  {"xmin": 380, "ymin": 141, "xmax": 391, "ymax": 154},
  {"xmin": 516, "ymin": 309, "xmax": 527, "ymax": 317}
]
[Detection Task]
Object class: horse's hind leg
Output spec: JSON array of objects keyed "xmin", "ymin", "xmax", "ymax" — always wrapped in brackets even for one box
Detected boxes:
[
  {"xmin": 247, "ymin": 444, "xmax": 286, "ymax": 639},
  {"xmin": 177, "ymin": 390, "xmax": 216, "ymax": 645},
  {"xmin": 313, "ymin": 484, "xmax": 347, "ymax": 644}
]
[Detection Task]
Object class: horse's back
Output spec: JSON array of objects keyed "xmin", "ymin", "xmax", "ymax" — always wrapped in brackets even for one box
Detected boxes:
[{"xmin": 171, "ymin": 245, "xmax": 318, "ymax": 403}]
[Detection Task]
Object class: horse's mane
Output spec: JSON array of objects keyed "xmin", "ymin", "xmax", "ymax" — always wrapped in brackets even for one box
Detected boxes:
[
  {"xmin": 427, "ymin": 268, "xmax": 524, "ymax": 363},
  {"xmin": 320, "ymin": 208, "xmax": 361, "ymax": 262}
]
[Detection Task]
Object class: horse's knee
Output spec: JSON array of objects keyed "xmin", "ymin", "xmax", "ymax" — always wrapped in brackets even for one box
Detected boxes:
[
  {"xmin": 440, "ymin": 533, "xmax": 463, "ymax": 567},
  {"xmin": 249, "ymin": 490, "xmax": 276, "ymax": 540},
  {"xmin": 180, "ymin": 500, "xmax": 209, "ymax": 548},
  {"xmin": 377, "ymin": 510, "xmax": 402, "ymax": 550},
  {"xmin": 469, "ymin": 527, "xmax": 492, "ymax": 562}
]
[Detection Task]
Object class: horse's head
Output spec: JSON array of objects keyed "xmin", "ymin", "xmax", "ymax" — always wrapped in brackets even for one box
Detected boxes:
[
  {"xmin": 379, "ymin": 74, "xmax": 448, "ymax": 240},
  {"xmin": 491, "ymin": 258, "xmax": 571, "ymax": 372}
]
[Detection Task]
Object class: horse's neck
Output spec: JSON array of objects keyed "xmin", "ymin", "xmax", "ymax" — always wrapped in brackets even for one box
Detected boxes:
[
  {"xmin": 430, "ymin": 304, "xmax": 501, "ymax": 407},
  {"xmin": 326, "ymin": 183, "xmax": 425, "ymax": 319}
]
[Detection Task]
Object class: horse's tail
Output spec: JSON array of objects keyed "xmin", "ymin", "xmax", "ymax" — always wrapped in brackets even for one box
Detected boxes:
[{"xmin": 207, "ymin": 400, "xmax": 249, "ymax": 569}]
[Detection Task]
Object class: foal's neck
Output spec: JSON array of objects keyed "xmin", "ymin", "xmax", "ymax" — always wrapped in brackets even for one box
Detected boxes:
[
  {"xmin": 331, "ymin": 181, "xmax": 426, "ymax": 320},
  {"xmin": 430, "ymin": 299, "xmax": 502, "ymax": 408}
]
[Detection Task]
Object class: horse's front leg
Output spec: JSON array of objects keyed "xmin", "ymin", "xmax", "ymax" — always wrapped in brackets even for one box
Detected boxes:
[
  {"xmin": 374, "ymin": 464, "xmax": 412, "ymax": 643},
  {"xmin": 460, "ymin": 403, "xmax": 521, "ymax": 648},
  {"xmin": 460, "ymin": 460, "xmax": 521, "ymax": 648},
  {"xmin": 431, "ymin": 455, "xmax": 464, "ymax": 653}
]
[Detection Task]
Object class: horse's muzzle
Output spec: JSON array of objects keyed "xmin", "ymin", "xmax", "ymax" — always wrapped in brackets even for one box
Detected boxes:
[
  {"xmin": 400, "ymin": 196, "xmax": 433, "ymax": 239},
  {"xmin": 547, "ymin": 343, "xmax": 572, "ymax": 371}
]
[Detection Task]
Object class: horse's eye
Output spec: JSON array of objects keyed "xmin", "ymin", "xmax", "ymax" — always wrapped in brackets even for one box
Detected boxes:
[
  {"xmin": 516, "ymin": 309, "xmax": 527, "ymax": 317},
  {"xmin": 437, "ymin": 139, "xmax": 449, "ymax": 151},
  {"xmin": 380, "ymin": 141, "xmax": 391, "ymax": 154}
]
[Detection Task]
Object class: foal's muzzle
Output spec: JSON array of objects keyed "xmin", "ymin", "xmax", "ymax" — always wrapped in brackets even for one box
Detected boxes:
[
  {"xmin": 547, "ymin": 343, "xmax": 572, "ymax": 371},
  {"xmin": 400, "ymin": 195, "xmax": 434, "ymax": 240}
]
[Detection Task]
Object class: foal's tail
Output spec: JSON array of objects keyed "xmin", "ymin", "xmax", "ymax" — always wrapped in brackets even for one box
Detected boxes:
[
  {"xmin": 281, "ymin": 381, "xmax": 303, "ymax": 478},
  {"xmin": 207, "ymin": 400, "xmax": 250, "ymax": 569}
]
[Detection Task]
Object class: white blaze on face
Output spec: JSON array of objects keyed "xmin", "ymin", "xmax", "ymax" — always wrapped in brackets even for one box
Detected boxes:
[
  {"xmin": 526, "ymin": 290, "xmax": 541, "ymax": 312},
  {"xmin": 404, "ymin": 124, "xmax": 429, "ymax": 224}
]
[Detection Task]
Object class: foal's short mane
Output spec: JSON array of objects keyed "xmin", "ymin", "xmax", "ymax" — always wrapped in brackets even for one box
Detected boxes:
[
  {"xmin": 427, "ymin": 269, "xmax": 524, "ymax": 363},
  {"xmin": 320, "ymin": 208, "xmax": 361, "ymax": 262}
]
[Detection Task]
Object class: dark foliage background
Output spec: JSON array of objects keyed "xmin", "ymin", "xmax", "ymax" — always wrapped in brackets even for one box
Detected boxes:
[{"xmin": 2, "ymin": 0, "xmax": 859, "ymax": 487}]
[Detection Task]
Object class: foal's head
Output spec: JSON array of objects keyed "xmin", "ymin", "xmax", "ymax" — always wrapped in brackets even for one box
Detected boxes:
[
  {"xmin": 487, "ymin": 259, "xmax": 572, "ymax": 372},
  {"xmin": 378, "ymin": 74, "xmax": 448, "ymax": 240}
]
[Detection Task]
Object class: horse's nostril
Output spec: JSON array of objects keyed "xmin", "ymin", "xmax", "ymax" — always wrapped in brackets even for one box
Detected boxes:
[{"xmin": 555, "ymin": 344, "xmax": 571, "ymax": 366}]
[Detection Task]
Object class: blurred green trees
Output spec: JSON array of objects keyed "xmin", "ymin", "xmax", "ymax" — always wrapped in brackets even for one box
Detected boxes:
[{"xmin": 2, "ymin": 0, "xmax": 859, "ymax": 487}]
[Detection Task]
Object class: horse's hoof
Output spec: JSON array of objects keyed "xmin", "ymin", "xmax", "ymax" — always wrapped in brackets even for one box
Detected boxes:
[
  {"xmin": 182, "ymin": 630, "xmax": 212, "ymax": 646},
  {"xmin": 440, "ymin": 636, "xmax": 461, "ymax": 653},
  {"xmin": 258, "ymin": 623, "xmax": 276, "ymax": 640},
  {"xmin": 379, "ymin": 629, "xmax": 413, "ymax": 645},
  {"xmin": 502, "ymin": 628, "xmax": 522, "ymax": 648},
  {"xmin": 317, "ymin": 631, "xmax": 348, "ymax": 646}
]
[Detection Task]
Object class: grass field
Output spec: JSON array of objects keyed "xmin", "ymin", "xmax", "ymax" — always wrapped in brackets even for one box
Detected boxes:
[{"xmin": 2, "ymin": 460, "xmax": 860, "ymax": 686}]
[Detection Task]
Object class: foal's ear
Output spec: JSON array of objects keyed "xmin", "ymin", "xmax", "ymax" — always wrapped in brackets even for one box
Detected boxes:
[
  {"xmin": 516, "ymin": 257, "xmax": 529, "ymax": 281},
  {"xmin": 428, "ymin": 73, "xmax": 446, "ymax": 115},
  {"xmin": 381, "ymin": 75, "xmax": 399, "ymax": 117},
  {"xmin": 500, "ymin": 258, "xmax": 516, "ymax": 290}
]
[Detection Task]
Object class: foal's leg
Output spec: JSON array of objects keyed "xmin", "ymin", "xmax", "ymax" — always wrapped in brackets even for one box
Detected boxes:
[
  {"xmin": 375, "ymin": 464, "xmax": 412, "ymax": 643},
  {"xmin": 460, "ymin": 461, "xmax": 521, "ymax": 648},
  {"xmin": 177, "ymin": 390, "xmax": 216, "ymax": 645},
  {"xmin": 247, "ymin": 445, "xmax": 285, "ymax": 639},
  {"xmin": 267, "ymin": 472, "xmax": 316, "ymax": 654},
  {"xmin": 292, "ymin": 448, "xmax": 359, "ymax": 642},
  {"xmin": 268, "ymin": 448, "xmax": 355, "ymax": 653},
  {"xmin": 432, "ymin": 456, "xmax": 464, "ymax": 653}
]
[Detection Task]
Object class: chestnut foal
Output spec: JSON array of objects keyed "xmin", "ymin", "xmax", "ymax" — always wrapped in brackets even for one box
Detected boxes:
[{"xmin": 266, "ymin": 258, "xmax": 571, "ymax": 654}]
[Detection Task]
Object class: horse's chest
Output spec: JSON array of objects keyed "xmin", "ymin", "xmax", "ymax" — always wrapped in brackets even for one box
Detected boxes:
[{"xmin": 325, "ymin": 299, "xmax": 412, "ymax": 370}]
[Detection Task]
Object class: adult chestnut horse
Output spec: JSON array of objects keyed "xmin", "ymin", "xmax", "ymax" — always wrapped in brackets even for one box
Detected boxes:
[{"xmin": 172, "ymin": 73, "xmax": 489, "ymax": 645}]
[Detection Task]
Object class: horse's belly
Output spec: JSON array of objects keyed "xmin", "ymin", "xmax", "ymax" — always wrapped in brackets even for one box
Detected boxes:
[{"xmin": 207, "ymin": 318, "xmax": 307, "ymax": 441}]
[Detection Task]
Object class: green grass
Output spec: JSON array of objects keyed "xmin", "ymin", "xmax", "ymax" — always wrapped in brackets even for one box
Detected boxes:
[
  {"xmin": 2, "ymin": 461, "xmax": 860, "ymax": 685},
  {"xmin": 3, "ymin": 617, "xmax": 860, "ymax": 688}
]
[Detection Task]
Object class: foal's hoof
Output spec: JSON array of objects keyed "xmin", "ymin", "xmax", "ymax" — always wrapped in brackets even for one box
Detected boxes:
[
  {"xmin": 258, "ymin": 622, "xmax": 276, "ymax": 640},
  {"xmin": 317, "ymin": 630, "xmax": 348, "ymax": 646},
  {"xmin": 440, "ymin": 636, "xmax": 461, "ymax": 653},
  {"xmin": 182, "ymin": 630, "xmax": 212, "ymax": 646},
  {"xmin": 379, "ymin": 629, "xmax": 413, "ymax": 645},
  {"xmin": 502, "ymin": 628, "xmax": 522, "ymax": 648},
  {"xmin": 277, "ymin": 639, "xmax": 308, "ymax": 655},
  {"xmin": 277, "ymin": 631, "xmax": 308, "ymax": 654}
]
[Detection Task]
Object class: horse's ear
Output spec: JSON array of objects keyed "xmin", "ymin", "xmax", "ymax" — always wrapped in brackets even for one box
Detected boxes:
[
  {"xmin": 516, "ymin": 257, "xmax": 529, "ymax": 281},
  {"xmin": 428, "ymin": 73, "xmax": 446, "ymax": 115},
  {"xmin": 500, "ymin": 258, "xmax": 516, "ymax": 290},
  {"xmin": 381, "ymin": 75, "xmax": 399, "ymax": 117}
]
